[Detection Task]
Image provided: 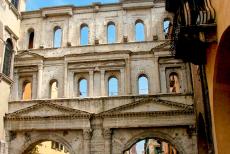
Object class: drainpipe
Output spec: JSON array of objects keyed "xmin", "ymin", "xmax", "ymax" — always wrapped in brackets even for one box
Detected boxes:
[{"xmin": 199, "ymin": 64, "xmax": 215, "ymax": 154}]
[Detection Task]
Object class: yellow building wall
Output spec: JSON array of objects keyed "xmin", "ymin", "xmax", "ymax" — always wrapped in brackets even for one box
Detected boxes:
[
  {"xmin": 37, "ymin": 141, "xmax": 69, "ymax": 154},
  {"xmin": 206, "ymin": 0, "xmax": 230, "ymax": 153}
]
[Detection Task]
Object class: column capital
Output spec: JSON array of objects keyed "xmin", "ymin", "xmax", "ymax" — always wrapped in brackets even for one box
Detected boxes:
[
  {"xmin": 83, "ymin": 129, "xmax": 92, "ymax": 140},
  {"xmin": 38, "ymin": 64, "xmax": 43, "ymax": 70},
  {"xmin": 103, "ymin": 128, "xmax": 112, "ymax": 139}
]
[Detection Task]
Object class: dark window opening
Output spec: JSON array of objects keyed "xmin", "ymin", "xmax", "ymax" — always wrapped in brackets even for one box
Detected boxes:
[
  {"xmin": 11, "ymin": 0, "xmax": 19, "ymax": 9},
  {"xmin": 28, "ymin": 31, "xmax": 34, "ymax": 49},
  {"xmin": 3, "ymin": 39, "xmax": 13, "ymax": 77}
]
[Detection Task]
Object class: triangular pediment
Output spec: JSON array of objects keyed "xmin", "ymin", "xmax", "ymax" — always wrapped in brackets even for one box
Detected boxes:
[
  {"xmin": 15, "ymin": 51, "xmax": 44, "ymax": 60},
  {"xmin": 100, "ymin": 98, "xmax": 193, "ymax": 115},
  {"xmin": 6, "ymin": 102, "xmax": 90, "ymax": 118}
]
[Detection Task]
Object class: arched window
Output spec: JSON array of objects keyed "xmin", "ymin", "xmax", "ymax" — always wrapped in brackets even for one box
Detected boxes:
[
  {"xmin": 22, "ymin": 81, "xmax": 32, "ymax": 100},
  {"xmin": 163, "ymin": 19, "xmax": 172, "ymax": 39},
  {"xmin": 50, "ymin": 80, "xmax": 58, "ymax": 99},
  {"xmin": 169, "ymin": 72, "xmax": 180, "ymax": 93},
  {"xmin": 135, "ymin": 20, "xmax": 145, "ymax": 42},
  {"xmin": 107, "ymin": 22, "xmax": 116, "ymax": 44},
  {"xmin": 53, "ymin": 26, "xmax": 62, "ymax": 48},
  {"xmin": 79, "ymin": 79, "xmax": 88, "ymax": 97},
  {"xmin": 3, "ymin": 39, "xmax": 13, "ymax": 76},
  {"xmin": 28, "ymin": 29, "xmax": 34, "ymax": 49},
  {"xmin": 80, "ymin": 24, "xmax": 89, "ymax": 46},
  {"xmin": 108, "ymin": 77, "xmax": 118, "ymax": 96},
  {"xmin": 138, "ymin": 75, "xmax": 149, "ymax": 94}
]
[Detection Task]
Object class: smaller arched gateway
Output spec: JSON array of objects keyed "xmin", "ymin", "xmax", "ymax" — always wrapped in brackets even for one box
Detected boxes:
[
  {"xmin": 122, "ymin": 131, "xmax": 185, "ymax": 154},
  {"xmin": 17, "ymin": 133, "xmax": 76, "ymax": 154}
]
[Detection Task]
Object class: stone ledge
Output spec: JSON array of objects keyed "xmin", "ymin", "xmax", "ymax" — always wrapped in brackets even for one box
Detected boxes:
[{"xmin": 0, "ymin": 73, "xmax": 13, "ymax": 85}]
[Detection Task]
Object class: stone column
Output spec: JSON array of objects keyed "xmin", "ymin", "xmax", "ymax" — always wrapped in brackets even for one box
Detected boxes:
[
  {"xmin": 120, "ymin": 69, "xmax": 125, "ymax": 94},
  {"xmin": 69, "ymin": 71, "xmax": 75, "ymax": 98},
  {"xmin": 125, "ymin": 58, "xmax": 131, "ymax": 95},
  {"xmin": 32, "ymin": 74, "xmax": 37, "ymax": 99},
  {"xmin": 104, "ymin": 128, "xmax": 112, "ymax": 154},
  {"xmin": 37, "ymin": 64, "xmax": 43, "ymax": 99},
  {"xmin": 63, "ymin": 62, "xmax": 68, "ymax": 98},
  {"xmin": 89, "ymin": 71, "xmax": 94, "ymax": 97},
  {"xmin": 100, "ymin": 70, "xmax": 105, "ymax": 96},
  {"xmin": 153, "ymin": 57, "xmax": 160, "ymax": 93},
  {"xmin": 83, "ymin": 129, "xmax": 92, "ymax": 154},
  {"xmin": 14, "ymin": 71, "xmax": 19, "ymax": 101}
]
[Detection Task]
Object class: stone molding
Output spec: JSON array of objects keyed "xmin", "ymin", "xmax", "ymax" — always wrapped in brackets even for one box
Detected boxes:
[
  {"xmin": 103, "ymin": 128, "xmax": 112, "ymax": 139},
  {"xmin": 0, "ymin": 73, "xmax": 13, "ymax": 85},
  {"xmin": 5, "ymin": 102, "xmax": 91, "ymax": 120},
  {"xmin": 83, "ymin": 129, "xmax": 93, "ymax": 140}
]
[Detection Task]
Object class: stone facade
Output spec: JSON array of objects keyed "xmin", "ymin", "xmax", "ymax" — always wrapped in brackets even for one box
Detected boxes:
[{"xmin": 4, "ymin": 0, "xmax": 197, "ymax": 154}]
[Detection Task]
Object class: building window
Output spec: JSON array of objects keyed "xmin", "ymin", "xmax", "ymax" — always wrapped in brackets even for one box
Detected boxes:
[
  {"xmin": 107, "ymin": 22, "xmax": 116, "ymax": 44},
  {"xmin": 138, "ymin": 75, "xmax": 149, "ymax": 94},
  {"xmin": 53, "ymin": 26, "xmax": 62, "ymax": 48},
  {"xmin": 108, "ymin": 76, "xmax": 118, "ymax": 96},
  {"xmin": 3, "ymin": 39, "xmax": 13, "ymax": 77},
  {"xmin": 80, "ymin": 24, "xmax": 89, "ymax": 46},
  {"xmin": 79, "ymin": 78, "xmax": 88, "ymax": 97},
  {"xmin": 11, "ymin": 0, "xmax": 18, "ymax": 9},
  {"xmin": 50, "ymin": 80, "xmax": 58, "ymax": 99},
  {"xmin": 28, "ymin": 29, "xmax": 34, "ymax": 49},
  {"xmin": 135, "ymin": 20, "xmax": 145, "ymax": 42},
  {"xmin": 169, "ymin": 72, "xmax": 180, "ymax": 93},
  {"xmin": 22, "ymin": 81, "xmax": 32, "ymax": 100},
  {"xmin": 163, "ymin": 19, "xmax": 172, "ymax": 39}
]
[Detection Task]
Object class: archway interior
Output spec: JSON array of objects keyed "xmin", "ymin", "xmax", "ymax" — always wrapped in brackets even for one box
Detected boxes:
[
  {"xmin": 124, "ymin": 138, "xmax": 178, "ymax": 154},
  {"xmin": 213, "ymin": 26, "xmax": 230, "ymax": 152},
  {"xmin": 23, "ymin": 140, "xmax": 69, "ymax": 154}
]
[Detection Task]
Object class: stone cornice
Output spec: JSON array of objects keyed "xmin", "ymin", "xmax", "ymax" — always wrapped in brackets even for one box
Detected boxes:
[
  {"xmin": 99, "ymin": 97, "xmax": 193, "ymax": 115},
  {"xmin": 0, "ymin": 73, "xmax": 14, "ymax": 85},
  {"xmin": 97, "ymin": 110, "xmax": 194, "ymax": 118},
  {"xmin": 9, "ymin": 93, "xmax": 193, "ymax": 104},
  {"xmin": 5, "ymin": 114, "xmax": 91, "ymax": 121}
]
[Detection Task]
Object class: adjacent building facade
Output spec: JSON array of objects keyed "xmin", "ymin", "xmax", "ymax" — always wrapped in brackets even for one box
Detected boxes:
[
  {"xmin": 0, "ymin": 0, "xmax": 26, "ymax": 153},
  {"xmin": 3, "ymin": 0, "xmax": 197, "ymax": 154}
]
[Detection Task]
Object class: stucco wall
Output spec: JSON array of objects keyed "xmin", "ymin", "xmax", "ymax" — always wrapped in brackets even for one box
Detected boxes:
[{"xmin": 0, "ymin": 80, "xmax": 10, "ymax": 140}]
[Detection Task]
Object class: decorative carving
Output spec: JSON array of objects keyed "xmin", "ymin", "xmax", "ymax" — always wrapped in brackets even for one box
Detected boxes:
[
  {"xmin": 103, "ymin": 128, "xmax": 112, "ymax": 139},
  {"xmin": 83, "ymin": 129, "xmax": 93, "ymax": 140},
  {"xmin": 24, "ymin": 132, "xmax": 31, "ymax": 142},
  {"xmin": 9, "ymin": 131, "xmax": 17, "ymax": 141},
  {"xmin": 187, "ymin": 125, "xmax": 196, "ymax": 138}
]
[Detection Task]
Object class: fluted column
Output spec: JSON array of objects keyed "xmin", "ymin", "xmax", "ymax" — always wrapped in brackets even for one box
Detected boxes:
[
  {"xmin": 104, "ymin": 128, "xmax": 112, "ymax": 154},
  {"xmin": 14, "ymin": 70, "xmax": 19, "ymax": 101},
  {"xmin": 89, "ymin": 71, "xmax": 94, "ymax": 97},
  {"xmin": 83, "ymin": 129, "xmax": 92, "ymax": 154},
  {"xmin": 63, "ymin": 62, "xmax": 68, "ymax": 98},
  {"xmin": 100, "ymin": 70, "xmax": 105, "ymax": 96},
  {"xmin": 37, "ymin": 64, "xmax": 43, "ymax": 99},
  {"xmin": 153, "ymin": 57, "xmax": 160, "ymax": 94}
]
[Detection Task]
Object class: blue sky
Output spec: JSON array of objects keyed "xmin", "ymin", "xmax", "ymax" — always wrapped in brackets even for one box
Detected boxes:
[{"xmin": 26, "ymin": 0, "xmax": 119, "ymax": 11}]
